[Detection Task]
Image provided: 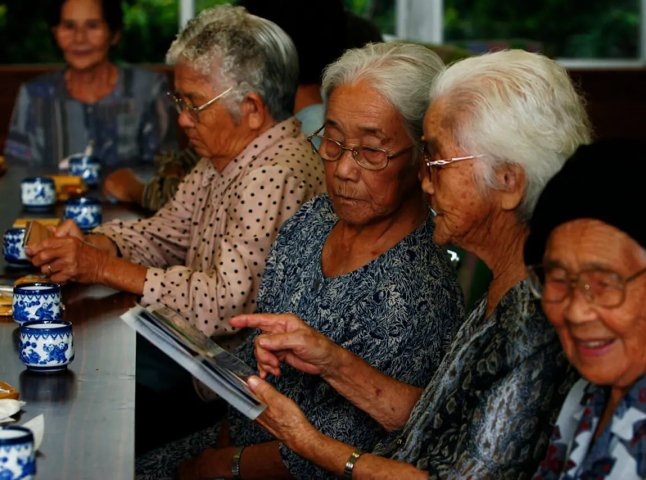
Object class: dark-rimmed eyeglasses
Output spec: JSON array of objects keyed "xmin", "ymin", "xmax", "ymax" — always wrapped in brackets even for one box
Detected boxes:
[
  {"xmin": 306, "ymin": 126, "xmax": 413, "ymax": 171},
  {"xmin": 166, "ymin": 86, "xmax": 233, "ymax": 123},
  {"xmin": 527, "ymin": 264, "xmax": 646, "ymax": 308}
]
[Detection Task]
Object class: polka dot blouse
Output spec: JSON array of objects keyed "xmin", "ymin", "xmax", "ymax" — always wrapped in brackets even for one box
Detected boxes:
[{"xmin": 94, "ymin": 117, "xmax": 325, "ymax": 339}]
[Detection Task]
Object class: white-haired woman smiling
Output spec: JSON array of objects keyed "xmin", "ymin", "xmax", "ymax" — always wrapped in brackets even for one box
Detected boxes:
[
  {"xmin": 526, "ymin": 139, "xmax": 646, "ymax": 480},
  {"xmin": 230, "ymin": 49, "xmax": 593, "ymax": 479}
]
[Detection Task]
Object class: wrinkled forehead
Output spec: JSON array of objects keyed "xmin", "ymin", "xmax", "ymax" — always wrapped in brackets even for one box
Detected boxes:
[{"xmin": 545, "ymin": 219, "xmax": 646, "ymax": 271}]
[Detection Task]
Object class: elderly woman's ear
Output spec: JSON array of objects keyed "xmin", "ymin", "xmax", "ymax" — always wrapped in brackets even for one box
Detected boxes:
[
  {"xmin": 496, "ymin": 163, "xmax": 526, "ymax": 211},
  {"xmin": 241, "ymin": 92, "xmax": 270, "ymax": 130}
]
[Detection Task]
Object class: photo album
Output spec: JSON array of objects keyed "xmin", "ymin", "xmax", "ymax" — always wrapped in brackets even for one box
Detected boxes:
[{"xmin": 121, "ymin": 304, "xmax": 266, "ymax": 419}]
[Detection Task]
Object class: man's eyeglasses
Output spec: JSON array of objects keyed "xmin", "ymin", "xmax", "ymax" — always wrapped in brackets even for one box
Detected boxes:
[
  {"xmin": 166, "ymin": 86, "xmax": 233, "ymax": 123},
  {"xmin": 307, "ymin": 126, "xmax": 413, "ymax": 171},
  {"xmin": 527, "ymin": 264, "xmax": 646, "ymax": 308}
]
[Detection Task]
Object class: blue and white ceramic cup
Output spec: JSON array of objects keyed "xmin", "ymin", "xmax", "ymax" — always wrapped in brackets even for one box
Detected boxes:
[
  {"xmin": 3, "ymin": 228, "xmax": 30, "ymax": 266},
  {"xmin": 69, "ymin": 154, "xmax": 101, "ymax": 186},
  {"xmin": 0, "ymin": 425, "xmax": 36, "ymax": 480},
  {"xmin": 19, "ymin": 320, "xmax": 74, "ymax": 372},
  {"xmin": 20, "ymin": 177, "xmax": 56, "ymax": 210},
  {"xmin": 12, "ymin": 282, "xmax": 62, "ymax": 324},
  {"xmin": 64, "ymin": 197, "xmax": 102, "ymax": 230}
]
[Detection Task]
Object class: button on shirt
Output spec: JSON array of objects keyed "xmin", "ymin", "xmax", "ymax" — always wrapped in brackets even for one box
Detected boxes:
[{"xmin": 94, "ymin": 118, "xmax": 325, "ymax": 341}]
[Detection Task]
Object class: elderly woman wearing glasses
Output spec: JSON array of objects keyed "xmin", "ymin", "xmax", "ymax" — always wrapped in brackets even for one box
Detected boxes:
[
  {"xmin": 525, "ymin": 139, "xmax": 646, "ymax": 480},
  {"xmin": 229, "ymin": 49, "xmax": 592, "ymax": 479},
  {"xmin": 26, "ymin": 5, "xmax": 324, "ymax": 342},
  {"xmin": 136, "ymin": 42, "xmax": 465, "ymax": 479}
]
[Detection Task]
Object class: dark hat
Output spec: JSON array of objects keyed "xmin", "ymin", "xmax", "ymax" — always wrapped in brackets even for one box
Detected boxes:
[{"xmin": 524, "ymin": 138, "xmax": 646, "ymax": 266}]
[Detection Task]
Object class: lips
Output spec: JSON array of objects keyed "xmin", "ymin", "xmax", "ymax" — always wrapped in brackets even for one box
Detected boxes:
[{"xmin": 574, "ymin": 337, "xmax": 615, "ymax": 357}]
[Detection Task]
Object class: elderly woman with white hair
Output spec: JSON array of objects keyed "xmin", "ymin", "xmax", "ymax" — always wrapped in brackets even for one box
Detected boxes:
[
  {"xmin": 137, "ymin": 42, "xmax": 466, "ymax": 480},
  {"xmin": 231, "ymin": 49, "xmax": 593, "ymax": 479},
  {"xmin": 27, "ymin": 5, "xmax": 325, "ymax": 342}
]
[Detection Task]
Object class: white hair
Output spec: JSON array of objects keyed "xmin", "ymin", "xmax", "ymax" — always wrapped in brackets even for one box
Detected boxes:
[
  {"xmin": 322, "ymin": 42, "xmax": 444, "ymax": 163},
  {"xmin": 430, "ymin": 49, "xmax": 592, "ymax": 221},
  {"xmin": 166, "ymin": 5, "xmax": 298, "ymax": 121}
]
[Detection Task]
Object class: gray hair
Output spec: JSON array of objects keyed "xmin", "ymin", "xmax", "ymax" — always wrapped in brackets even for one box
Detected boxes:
[
  {"xmin": 166, "ymin": 5, "xmax": 298, "ymax": 121},
  {"xmin": 430, "ymin": 49, "xmax": 592, "ymax": 221},
  {"xmin": 322, "ymin": 42, "xmax": 445, "ymax": 163}
]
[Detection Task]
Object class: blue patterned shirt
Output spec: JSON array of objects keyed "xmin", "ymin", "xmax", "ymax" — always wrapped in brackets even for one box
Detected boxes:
[
  {"xmin": 4, "ymin": 65, "xmax": 177, "ymax": 167},
  {"xmin": 533, "ymin": 375, "xmax": 646, "ymax": 480},
  {"xmin": 228, "ymin": 194, "xmax": 465, "ymax": 479},
  {"xmin": 378, "ymin": 280, "xmax": 577, "ymax": 479}
]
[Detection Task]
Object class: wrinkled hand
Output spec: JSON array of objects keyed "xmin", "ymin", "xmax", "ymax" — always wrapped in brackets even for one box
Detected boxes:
[
  {"xmin": 26, "ymin": 235, "xmax": 108, "ymax": 284},
  {"xmin": 247, "ymin": 376, "xmax": 318, "ymax": 449},
  {"xmin": 230, "ymin": 313, "xmax": 338, "ymax": 378},
  {"xmin": 52, "ymin": 219, "xmax": 84, "ymax": 240},
  {"xmin": 103, "ymin": 168, "xmax": 144, "ymax": 203}
]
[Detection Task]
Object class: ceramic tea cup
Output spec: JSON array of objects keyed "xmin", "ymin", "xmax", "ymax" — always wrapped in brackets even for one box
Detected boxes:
[
  {"xmin": 3, "ymin": 228, "xmax": 30, "ymax": 266},
  {"xmin": 64, "ymin": 197, "xmax": 102, "ymax": 230},
  {"xmin": 19, "ymin": 320, "xmax": 74, "ymax": 372},
  {"xmin": 12, "ymin": 282, "xmax": 62, "ymax": 324},
  {"xmin": 0, "ymin": 425, "xmax": 36, "ymax": 479},
  {"xmin": 68, "ymin": 154, "xmax": 101, "ymax": 186},
  {"xmin": 20, "ymin": 177, "xmax": 56, "ymax": 210}
]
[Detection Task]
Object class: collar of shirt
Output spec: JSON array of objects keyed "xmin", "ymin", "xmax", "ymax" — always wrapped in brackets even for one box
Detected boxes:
[{"xmin": 201, "ymin": 116, "xmax": 302, "ymax": 187}]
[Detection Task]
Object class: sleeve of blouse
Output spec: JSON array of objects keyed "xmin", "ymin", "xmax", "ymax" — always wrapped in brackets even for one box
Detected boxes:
[
  {"xmin": 3, "ymin": 84, "xmax": 37, "ymax": 163},
  {"xmin": 94, "ymin": 167, "xmax": 198, "ymax": 267},
  {"xmin": 138, "ymin": 164, "xmax": 317, "ymax": 338},
  {"xmin": 138, "ymin": 72, "xmax": 178, "ymax": 162},
  {"xmin": 429, "ymin": 345, "xmax": 566, "ymax": 479}
]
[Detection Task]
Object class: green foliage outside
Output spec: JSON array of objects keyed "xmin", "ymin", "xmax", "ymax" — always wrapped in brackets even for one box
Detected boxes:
[
  {"xmin": 444, "ymin": 0, "xmax": 639, "ymax": 58},
  {"xmin": 0, "ymin": 0, "xmax": 640, "ymax": 63}
]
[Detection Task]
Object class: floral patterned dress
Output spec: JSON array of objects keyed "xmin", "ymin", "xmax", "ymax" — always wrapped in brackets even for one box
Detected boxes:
[
  {"xmin": 377, "ymin": 280, "xmax": 578, "ymax": 479},
  {"xmin": 135, "ymin": 195, "xmax": 465, "ymax": 479}
]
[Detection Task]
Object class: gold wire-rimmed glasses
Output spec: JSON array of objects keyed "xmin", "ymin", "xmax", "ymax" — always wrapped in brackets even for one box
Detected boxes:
[
  {"xmin": 166, "ymin": 86, "xmax": 233, "ymax": 123},
  {"xmin": 306, "ymin": 126, "xmax": 414, "ymax": 171}
]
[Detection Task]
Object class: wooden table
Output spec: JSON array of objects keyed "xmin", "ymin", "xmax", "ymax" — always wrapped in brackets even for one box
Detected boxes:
[{"xmin": 0, "ymin": 162, "xmax": 149, "ymax": 479}]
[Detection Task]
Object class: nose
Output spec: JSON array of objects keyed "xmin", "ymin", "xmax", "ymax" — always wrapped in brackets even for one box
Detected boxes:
[
  {"xmin": 176, "ymin": 110, "xmax": 196, "ymax": 129},
  {"xmin": 333, "ymin": 149, "xmax": 360, "ymax": 181},
  {"xmin": 73, "ymin": 25, "xmax": 87, "ymax": 42},
  {"xmin": 562, "ymin": 285, "xmax": 597, "ymax": 325},
  {"xmin": 420, "ymin": 167, "xmax": 435, "ymax": 195}
]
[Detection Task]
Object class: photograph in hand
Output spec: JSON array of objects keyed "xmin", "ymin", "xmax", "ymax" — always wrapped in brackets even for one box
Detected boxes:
[{"xmin": 121, "ymin": 304, "xmax": 265, "ymax": 419}]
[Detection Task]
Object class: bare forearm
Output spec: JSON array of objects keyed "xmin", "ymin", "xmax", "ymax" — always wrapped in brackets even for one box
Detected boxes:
[
  {"xmin": 240, "ymin": 442, "xmax": 292, "ymax": 479},
  {"xmin": 323, "ymin": 347, "xmax": 422, "ymax": 431},
  {"xmin": 85, "ymin": 233, "xmax": 120, "ymax": 256},
  {"xmin": 295, "ymin": 431, "xmax": 426, "ymax": 480},
  {"xmin": 182, "ymin": 442, "xmax": 291, "ymax": 479},
  {"xmin": 98, "ymin": 255, "xmax": 147, "ymax": 295}
]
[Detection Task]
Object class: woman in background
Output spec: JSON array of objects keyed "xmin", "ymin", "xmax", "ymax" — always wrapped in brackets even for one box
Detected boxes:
[{"xmin": 4, "ymin": 0, "xmax": 176, "ymax": 167}]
